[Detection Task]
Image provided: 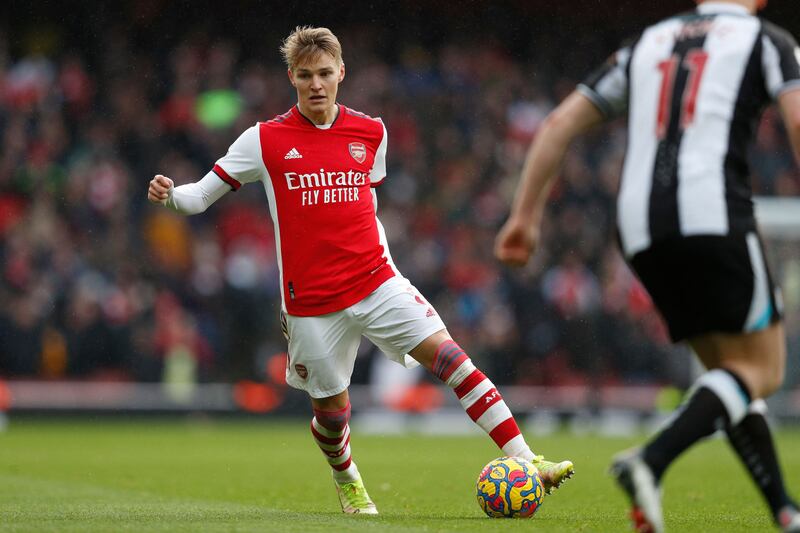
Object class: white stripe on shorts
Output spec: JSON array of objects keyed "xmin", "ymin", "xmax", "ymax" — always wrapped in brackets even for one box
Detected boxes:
[{"xmin": 744, "ymin": 232, "xmax": 770, "ymax": 332}]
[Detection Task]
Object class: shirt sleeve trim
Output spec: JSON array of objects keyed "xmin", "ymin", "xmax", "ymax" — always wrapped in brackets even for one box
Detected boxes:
[
  {"xmin": 576, "ymin": 84, "xmax": 613, "ymax": 118},
  {"xmin": 212, "ymin": 164, "xmax": 241, "ymax": 191},
  {"xmin": 776, "ymin": 79, "xmax": 800, "ymax": 98}
]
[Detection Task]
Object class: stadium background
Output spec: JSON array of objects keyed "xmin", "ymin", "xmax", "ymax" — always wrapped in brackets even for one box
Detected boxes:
[{"xmin": 1, "ymin": 0, "xmax": 800, "ymax": 417}]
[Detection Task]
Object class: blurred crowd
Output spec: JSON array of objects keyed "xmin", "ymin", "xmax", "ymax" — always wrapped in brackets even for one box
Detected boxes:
[{"xmin": 1, "ymin": 2, "xmax": 799, "ymax": 389}]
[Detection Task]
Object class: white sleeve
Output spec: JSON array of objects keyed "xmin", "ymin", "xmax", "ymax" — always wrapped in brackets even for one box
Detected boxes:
[
  {"xmin": 761, "ymin": 24, "xmax": 800, "ymax": 99},
  {"xmin": 577, "ymin": 44, "xmax": 633, "ymax": 118},
  {"xmin": 369, "ymin": 120, "xmax": 388, "ymax": 186},
  {"xmin": 165, "ymin": 171, "xmax": 231, "ymax": 214},
  {"xmin": 212, "ymin": 125, "xmax": 265, "ymax": 190}
]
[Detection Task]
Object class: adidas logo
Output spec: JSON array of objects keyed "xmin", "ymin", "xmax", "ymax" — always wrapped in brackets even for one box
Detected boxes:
[{"xmin": 284, "ymin": 148, "xmax": 303, "ymax": 159}]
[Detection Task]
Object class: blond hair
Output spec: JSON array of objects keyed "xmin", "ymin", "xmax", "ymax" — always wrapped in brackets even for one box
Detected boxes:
[{"xmin": 280, "ymin": 26, "xmax": 343, "ymax": 71}]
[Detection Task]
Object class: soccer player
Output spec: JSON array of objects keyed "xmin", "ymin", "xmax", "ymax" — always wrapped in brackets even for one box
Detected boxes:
[
  {"xmin": 495, "ymin": 1, "xmax": 800, "ymax": 531},
  {"xmin": 148, "ymin": 26, "xmax": 573, "ymax": 515}
]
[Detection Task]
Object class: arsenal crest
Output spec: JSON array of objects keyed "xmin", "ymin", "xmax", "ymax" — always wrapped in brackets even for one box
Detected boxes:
[
  {"xmin": 349, "ymin": 142, "xmax": 366, "ymax": 163},
  {"xmin": 294, "ymin": 364, "xmax": 308, "ymax": 380}
]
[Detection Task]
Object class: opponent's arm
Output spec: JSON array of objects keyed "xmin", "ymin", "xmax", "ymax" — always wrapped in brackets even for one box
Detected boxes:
[
  {"xmin": 494, "ymin": 91, "xmax": 604, "ymax": 267},
  {"xmin": 147, "ymin": 171, "xmax": 231, "ymax": 215},
  {"xmin": 778, "ymin": 89, "xmax": 800, "ymax": 165}
]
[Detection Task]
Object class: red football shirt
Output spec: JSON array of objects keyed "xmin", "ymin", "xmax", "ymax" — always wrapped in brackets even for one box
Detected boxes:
[{"xmin": 211, "ymin": 105, "xmax": 396, "ymax": 316}]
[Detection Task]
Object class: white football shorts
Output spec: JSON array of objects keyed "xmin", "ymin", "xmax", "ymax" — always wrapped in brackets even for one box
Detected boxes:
[{"xmin": 283, "ymin": 276, "xmax": 446, "ymax": 398}]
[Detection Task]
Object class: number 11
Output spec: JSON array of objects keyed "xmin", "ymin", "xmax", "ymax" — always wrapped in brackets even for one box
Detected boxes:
[{"xmin": 655, "ymin": 49, "xmax": 709, "ymax": 139}]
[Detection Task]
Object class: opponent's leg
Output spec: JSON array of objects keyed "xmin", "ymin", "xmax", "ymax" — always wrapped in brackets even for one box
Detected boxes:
[
  {"xmin": 613, "ymin": 324, "xmax": 792, "ymax": 533},
  {"xmin": 642, "ymin": 367, "xmax": 752, "ymax": 480},
  {"xmin": 695, "ymin": 323, "xmax": 800, "ymax": 530},
  {"xmin": 727, "ymin": 400, "xmax": 799, "ymax": 531},
  {"xmin": 612, "ymin": 363, "xmax": 753, "ymax": 533},
  {"xmin": 409, "ymin": 330, "xmax": 574, "ymax": 493},
  {"xmin": 694, "ymin": 324, "xmax": 799, "ymax": 530},
  {"xmin": 612, "ymin": 365, "xmax": 752, "ymax": 533},
  {"xmin": 311, "ymin": 390, "xmax": 377, "ymax": 514}
]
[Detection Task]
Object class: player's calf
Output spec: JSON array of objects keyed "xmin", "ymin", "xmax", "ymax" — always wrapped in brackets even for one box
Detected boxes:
[
  {"xmin": 429, "ymin": 339, "xmax": 574, "ymax": 492},
  {"xmin": 311, "ymin": 402, "xmax": 356, "ymax": 479},
  {"xmin": 311, "ymin": 401, "xmax": 377, "ymax": 513}
]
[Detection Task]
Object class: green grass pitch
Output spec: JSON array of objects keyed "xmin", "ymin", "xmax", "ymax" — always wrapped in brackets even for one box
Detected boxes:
[{"xmin": 1, "ymin": 418, "xmax": 797, "ymax": 532}]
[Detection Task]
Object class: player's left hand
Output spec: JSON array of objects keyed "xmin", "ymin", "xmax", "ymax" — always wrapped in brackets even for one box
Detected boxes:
[{"xmin": 494, "ymin": 217, "xmax": 539, "ymax": 267}]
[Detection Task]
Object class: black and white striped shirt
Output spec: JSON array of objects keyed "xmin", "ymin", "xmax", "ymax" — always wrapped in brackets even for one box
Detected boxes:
[{"xmin": 580, "ymin": 2, "xmax": 800, "ymax": 257}]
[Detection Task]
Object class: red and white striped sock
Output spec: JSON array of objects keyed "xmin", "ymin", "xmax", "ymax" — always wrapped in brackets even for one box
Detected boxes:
[
  {"xmin": 311, "ymin": 402, "xmax": 360, "ymax": 483},
  {"xmin": 432, "ymin": 340, "xmax": 535, "ymax": 461}
]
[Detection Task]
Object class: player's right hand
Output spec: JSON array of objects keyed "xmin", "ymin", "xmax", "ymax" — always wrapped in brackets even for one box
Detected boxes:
[
  {"xmin": 147, "ymin": 174, "xmax": 174, "ymax": 204},
  {"xmin": 494, "ymin": 217, "xmax": 539, "ymax": 267}
]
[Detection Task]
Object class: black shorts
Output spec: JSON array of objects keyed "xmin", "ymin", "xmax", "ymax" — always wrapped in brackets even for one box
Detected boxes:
[{"xmin": 629, "ymin": 232, "xmax": 782, "ymax": 342}]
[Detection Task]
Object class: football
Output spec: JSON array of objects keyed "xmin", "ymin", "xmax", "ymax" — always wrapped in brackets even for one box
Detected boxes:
[{"xmin": 476, "ymin": 456, "xmax": 545, "ymax": 518}]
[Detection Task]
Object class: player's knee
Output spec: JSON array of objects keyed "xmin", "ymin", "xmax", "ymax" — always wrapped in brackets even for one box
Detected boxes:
[
  {"xmin": 430, "ymin": 339, "xmax": 471, "ymax": 384},
  {"xmin": 743, "ymin": 361, "xmax": 784, "ymax": 398},
  {"xmin": 408, "ymin": 329, "xmax": 450, "ymax": 371},
  {"xmin": 760, "ymin": 364, "xmax": 784, "ymax": 398}
]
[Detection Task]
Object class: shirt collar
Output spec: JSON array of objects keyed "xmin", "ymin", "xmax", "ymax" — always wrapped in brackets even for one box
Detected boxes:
[
  {"xmin": 696, "ymin": 2, "xmax": 750, "ymax": 15},
  {"xmin": 294, "ymin": 104, "xmax": 342, "ymax": 129}
]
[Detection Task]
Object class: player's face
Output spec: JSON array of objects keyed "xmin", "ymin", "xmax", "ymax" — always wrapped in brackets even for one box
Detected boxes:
[{"xmin": 289, "ymin": 53, "xmax": 345, "ymax": 123}]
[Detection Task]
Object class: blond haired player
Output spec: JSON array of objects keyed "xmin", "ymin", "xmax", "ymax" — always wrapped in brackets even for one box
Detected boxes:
[{"xmin": 149, "ymin": 26, "xmax": 573, "ymax": 515}]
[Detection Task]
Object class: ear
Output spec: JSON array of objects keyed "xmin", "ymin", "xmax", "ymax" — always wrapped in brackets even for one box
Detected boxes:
[
  {"xmin": 287, "ymin": 68, "xmax": 296, "ymax": 87},
  {"xmin": 338, "ymin": 62, "xmax": 346, "ymax": 83}
]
